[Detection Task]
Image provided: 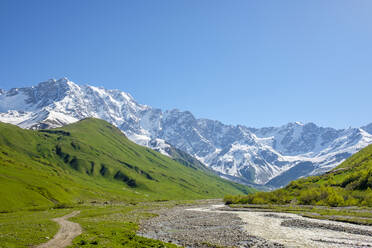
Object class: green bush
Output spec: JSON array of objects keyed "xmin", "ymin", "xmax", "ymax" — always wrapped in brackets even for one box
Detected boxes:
[{"xmin": 326, "ymin": 189, "xmax": 344, "ymax": 207}]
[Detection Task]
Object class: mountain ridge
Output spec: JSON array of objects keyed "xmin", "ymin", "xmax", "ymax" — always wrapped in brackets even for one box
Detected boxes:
[
  {"xmin": 224, "ymin": 143, "xmax": 372, "ymax": 207},
  {"xmin": 0, "ymin": 118, "xmax": 253, "ymax": 212},
  {"xmin": 1, "ymin": 78, "xmax": 371, "ymax": 188}
]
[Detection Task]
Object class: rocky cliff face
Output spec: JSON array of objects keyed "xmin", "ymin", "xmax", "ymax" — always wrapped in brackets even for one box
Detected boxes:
[{"xmin": 1, "ymin": 78, "xmax": 371, "ymax": 187}]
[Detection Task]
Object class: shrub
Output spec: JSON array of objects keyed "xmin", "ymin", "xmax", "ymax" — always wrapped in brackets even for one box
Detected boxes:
[
  {"xmin": 344, "ymin": 196, "xmax": 359, "ymax": 206},
  {"xmin": 298, "ymin": 189, "xmax": 317, "ymax": 205},
  {"xmin": 326, "ymin": 190, "xmax": 344, "ymax": 207},
  {"xmin": 223, "ymin": 195, "xmax": 236, "ymax": 205},
  {"xmin": 251, "ymin": 197, "xmax": 266, "ymax": 204}
]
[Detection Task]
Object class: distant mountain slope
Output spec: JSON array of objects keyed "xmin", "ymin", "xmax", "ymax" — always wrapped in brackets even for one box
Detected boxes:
[
  {"xmin": 362, "ymin": 123, "xmax": 372, "ymax": 135},
  {"xmin": 225, "ymin": 144, "xmax": 372, "ymax": 207},
  {"xmin": 0, "ymin": 118, "xmax": 253, "ymax": 212},
  {"xmin": 1, "ymin": 78, "xmax": 371, "ymax": 188}
]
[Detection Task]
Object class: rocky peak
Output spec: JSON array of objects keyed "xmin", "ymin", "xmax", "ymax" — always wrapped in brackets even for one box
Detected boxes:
[{"xmin": 29, "ymin": 78, "xmax": 75, "ymax": 107}]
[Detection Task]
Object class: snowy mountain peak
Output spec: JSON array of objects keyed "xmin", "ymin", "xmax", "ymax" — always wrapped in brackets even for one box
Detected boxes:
[
  {"xmin": 0, "ymin": 78, "xmax": 371, "ymax": 188},
  {"xmin": 37, "ymin": 77, "xmax": 74, "ymax": 89},
  {"xmin": 283, "ymin": 121, "xmax": 304, "ymax": 127},
  {"xmin": 58, "ymin": 77, "xmax": 70, "ymax": 83}
]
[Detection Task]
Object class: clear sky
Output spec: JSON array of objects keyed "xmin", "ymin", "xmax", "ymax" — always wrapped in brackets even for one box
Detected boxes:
[{"xmin": 0, "ymin": 0, "xmax": 371, "ymax": 129}]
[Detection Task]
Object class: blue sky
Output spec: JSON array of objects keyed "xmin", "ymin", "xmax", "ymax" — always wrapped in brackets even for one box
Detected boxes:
[{"xmin": 0, "ymin": 0, "xmax": 371, "ymax": 129}]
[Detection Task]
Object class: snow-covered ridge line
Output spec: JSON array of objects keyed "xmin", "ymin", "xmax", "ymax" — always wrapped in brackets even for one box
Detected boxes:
[{"xmin": 1, "ymin": 78, "xmax": 371, "ymax": 188}]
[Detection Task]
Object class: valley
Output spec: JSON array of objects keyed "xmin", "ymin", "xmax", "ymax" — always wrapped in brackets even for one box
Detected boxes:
[
  {"xmin": 1, "ymin": 78, "xmax": 371, "ymax": 187},
  {"xmin": 2, "ymin": 199, "xmax": 372, "ymax": 248},
  {"xmin": 0, "ymin": 110, "xmax": 371, "ymax": 248},
  {"xmin": 2, "ymin": 1, "xmax": 371, "ymax": 247},
  {"xmin": 0, "ymin": 118, "xmax": 252, "ymax": 212},
  {"xmin": 0, "ymin": 105, "xmax": 371, "ymax": 248}
]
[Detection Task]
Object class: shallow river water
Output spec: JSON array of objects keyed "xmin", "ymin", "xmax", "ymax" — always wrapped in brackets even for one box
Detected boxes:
[{"xmin": 188, "ymin": 205, "xmax": 372, "ymax": 248}]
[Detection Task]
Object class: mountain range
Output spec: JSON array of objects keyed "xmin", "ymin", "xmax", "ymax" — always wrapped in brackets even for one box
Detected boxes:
[
  {"xmin": 225, "ymin": 142, "xmax": 372, "ymax": 208},
  {"xmin": 1, "ymin": 78, "xmax": 371, "ymax": 188},
  {"xmin": 0, "ymin": 118, "xmax": 252, "ymax": 212}
]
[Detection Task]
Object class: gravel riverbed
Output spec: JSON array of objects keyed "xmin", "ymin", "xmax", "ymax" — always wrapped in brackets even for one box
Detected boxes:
[
  {"xmin": 138, "ymin": 201, "xmax": 284, "ymax": 248},
  {"xmin": 138, "ymin": 201, "xmax": 372, "ymax": 248},
  {"xmin": 233, "ymin": 208, "xmax": 372, "ymax": 248}
]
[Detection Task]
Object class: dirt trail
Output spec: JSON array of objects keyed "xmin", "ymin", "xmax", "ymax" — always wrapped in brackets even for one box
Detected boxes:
[{"xmin": 37, "ymin": 211, "xmax": 82, "ymax": 248}]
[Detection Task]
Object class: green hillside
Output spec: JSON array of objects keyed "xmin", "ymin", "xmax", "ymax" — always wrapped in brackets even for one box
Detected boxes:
[
  {"xmin": 225, "ymin": 144, "xmax": 372, "ymax": 207},
  {"xmin": 0, "ymin": 118, "xmax": 253, "ymax": 212}
]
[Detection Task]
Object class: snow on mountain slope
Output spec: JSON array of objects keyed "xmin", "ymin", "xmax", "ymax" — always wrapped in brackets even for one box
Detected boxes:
[
  {"xmin": 1, "ymin": 78, "xmax": 371, "ymax": 188},
  {"xmin": 362, "ymin": 123, "xmax": 372, "ymax": 135}
]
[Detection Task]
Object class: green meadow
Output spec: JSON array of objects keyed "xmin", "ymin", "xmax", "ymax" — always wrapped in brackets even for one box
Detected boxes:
[
  {"xmin": 0, "ymin": 118, "xmax": 254, "ymax": 247},
  {"xmin": 0, "ymin": 201, "xmax": 186, "ymax": 248}
]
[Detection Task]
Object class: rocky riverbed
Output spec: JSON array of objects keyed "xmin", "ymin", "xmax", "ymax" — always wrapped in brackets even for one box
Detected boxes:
[
  {"xmin": 234, "ymin": 208, "xmax": 372, "ymax": 248},
  {"xmin": 138, "ymin": 201, "xmax": 284, "ymax": 248},
  {"xmin": 138, "ymin": 201, "xmax": 372, "ymax": 248}
]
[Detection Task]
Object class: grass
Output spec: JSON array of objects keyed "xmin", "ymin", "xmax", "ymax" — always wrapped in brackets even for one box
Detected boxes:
[
  {"xmin": 224, "ymin": 144, "xmax": 372, "ymax": 207},
  {"xmin": 68, "ymin": 202, "xmax": 180, "ymax": 248},
  {"xmin": 0, "ymin": 208, "xmax": 72, "ymax": 248},
  {"xmin": 0, "ymin": 201, "xmax": 195, "ymax": 248},
  {"xmin": 0, "ymin": 118, "xmax": 254, "ymax": 212}
]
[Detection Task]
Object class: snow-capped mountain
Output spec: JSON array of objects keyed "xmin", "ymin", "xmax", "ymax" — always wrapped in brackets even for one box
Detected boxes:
[{"xmin": 1, "ymin": 78, "xmax": 371, "ymax": 188}]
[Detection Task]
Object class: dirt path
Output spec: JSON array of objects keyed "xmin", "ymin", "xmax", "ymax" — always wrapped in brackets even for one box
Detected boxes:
[{"xmin": 37, "ymin": 211, "xmax": 82, "ymax": 248}]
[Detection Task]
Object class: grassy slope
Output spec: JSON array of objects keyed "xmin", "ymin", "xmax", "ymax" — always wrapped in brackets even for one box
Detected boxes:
[
  {"xmin": 0, "ymin": 118, "xmax": 253, "ymax": 212},
  {"xmin": 225, "ymin": 144, "xmax": 372, "ymax": 207}
]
